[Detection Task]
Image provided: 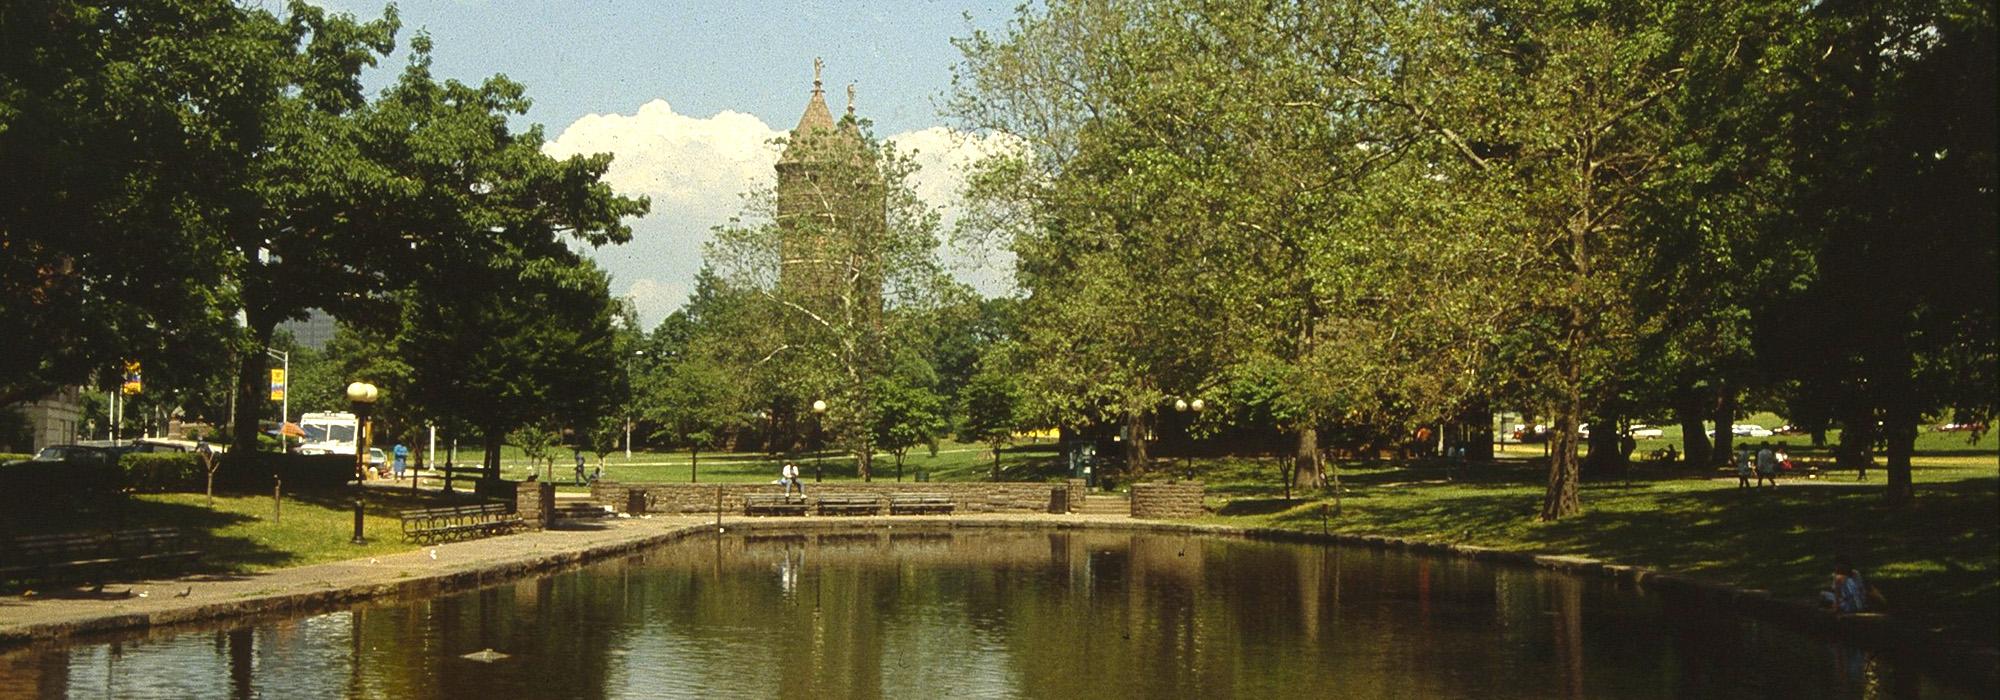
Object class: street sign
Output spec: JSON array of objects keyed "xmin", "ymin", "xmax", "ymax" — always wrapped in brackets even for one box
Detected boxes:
[
  {"xmin": 270, "ymin": 368, "xmax": 287, "ymax": 401},
  {"xmin": 121, "ymin": 360, "xmax": 142, "ymax": 395}
]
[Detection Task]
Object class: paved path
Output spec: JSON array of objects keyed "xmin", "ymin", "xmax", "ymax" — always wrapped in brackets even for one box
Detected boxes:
[{"xmin": 0, "ymin": 511, "xmax": 1133, "ymax": 649}]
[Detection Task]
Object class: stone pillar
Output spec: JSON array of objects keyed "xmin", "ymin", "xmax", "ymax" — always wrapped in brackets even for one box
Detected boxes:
[
  {"xmin": 1130, "ymin": 482, "xmax": 1205, "ymax": 519},
  {"xmin": 516, "ymin": 481, "xmax": 555, "ymax": 530},
  {"xmin": 1066, "ymin": 479, "xmax": 1087, "ymax": 510}
]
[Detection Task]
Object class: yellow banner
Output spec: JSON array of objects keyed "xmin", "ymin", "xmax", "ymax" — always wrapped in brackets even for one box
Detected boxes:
[
  {"xmin": 269, "ymin": 368, "xmax": 287, "ymax": 401},
  {"xmin": 121, "ymin": 360, "xmax": 142, "ymax": 395}
]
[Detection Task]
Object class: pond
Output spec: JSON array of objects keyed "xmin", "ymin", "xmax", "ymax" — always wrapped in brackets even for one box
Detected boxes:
[{"xmin": 0, "ymin": 528, "xmax": 1967, "ymax": 698}]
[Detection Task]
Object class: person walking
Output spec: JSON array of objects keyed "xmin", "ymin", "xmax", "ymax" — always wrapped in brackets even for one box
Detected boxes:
[
  {"xmin": 1736, "ymin": 447, "xmax": 1754, "ymax": 489},
  {"xmin": 1756, "ymin": 442, "xmax": 1778, "ymax": 488},
  {"xmin": 392, "ymin": 442, "xmax": 409, "ymax": 479},
  {"xmin": 573, "ymin": 448, "xmax": 588, "ymax": 485}
]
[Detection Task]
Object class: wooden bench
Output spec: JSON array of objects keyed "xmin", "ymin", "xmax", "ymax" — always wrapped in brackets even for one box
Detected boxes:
[
  {"xmin": 398, "ymin": 502, "xmax": 523, "ymax": 544},
  {"xmin": 744, "ymin": 494, "xmax": 809, "ymax": 517},
  {"xmin": 0, "ymin": 528, "xmax": 199, "ymax": 583},
  {"xmin": 816, "ymin": 494, "xmax": 884, "ymax": 516},
  {"xmin": 889, "ymin": 493, "xmax": 955, "ymax": 515}
]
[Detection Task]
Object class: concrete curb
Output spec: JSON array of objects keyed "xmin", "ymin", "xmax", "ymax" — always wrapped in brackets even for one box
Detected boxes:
[{"xmin": 2, "ymin": 514, "xmax": 1992, "ymax": 691}]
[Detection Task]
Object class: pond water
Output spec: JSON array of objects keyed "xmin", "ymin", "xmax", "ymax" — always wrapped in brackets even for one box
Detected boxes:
[{"xmin": 0, "ymin": 528, "xmax": 1967, "ymax": 698}]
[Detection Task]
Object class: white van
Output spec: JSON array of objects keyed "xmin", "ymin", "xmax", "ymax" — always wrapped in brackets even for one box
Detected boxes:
[{"xmin": 297, "ymin": 412, "xmax": 359, "ymax": 455}]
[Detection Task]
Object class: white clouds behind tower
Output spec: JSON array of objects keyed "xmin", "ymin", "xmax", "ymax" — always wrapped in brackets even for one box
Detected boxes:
[{"xmin": 544, "ymin": 99, "xmax": 1016, "ymax": 326}]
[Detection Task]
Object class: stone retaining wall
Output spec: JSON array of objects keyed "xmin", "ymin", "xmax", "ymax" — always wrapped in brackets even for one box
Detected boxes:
[
  {"xmin": 590, "ymin": 481, "xmax": 1066, "ymax": 515},
  {"xmin": 1130, "ymin": 482, "xmax": 1204, "ymax": 519}
]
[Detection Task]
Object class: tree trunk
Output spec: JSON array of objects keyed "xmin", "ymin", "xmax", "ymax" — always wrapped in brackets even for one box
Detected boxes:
[
  {"xmin": 482, "ymin": 431, "xmax": 503, "ymax": 480},
  {"xmin": 1541, "ymin": 408, "xmax": 1583, "ymax": 521},
  {"xmin": 895, "ymin": 452, "xmax": 904, "ymax": 482},
  {"xmin": 1125, "ymin": 410, "xmax": 1150, "ymax": 478},
  {"xmin": 1710, "ymin": 384, "xmax": 1736, "ymax": 468},
  {"xmin": 1881, "ymin": 406, "xmax": 1917, "ymax": 504},
  {"xmin": 1837, "ymin": 401, "xmax": 1877, "ymax": 472},
  {"xmin": 858, "ymin": 446, "xmax": 872, "ymax": 482},
  {"xmin": 1675, "ymin": 398, "xmax": 1711, "ymax": 469},
  {"xmin": 1463, "ymin": 402, "xmax": 1495, "ymax": 461},
  {"xmin": 991, "ymin": 444, "xmax": 1003, "ymax": 481},
  {"xmin": 1296, "ymin": 426, "xmax": 1324, "ymax": 490},
  {"xmin": 1581, "ymin": 413, "xmax": 1625, "ymax": 477},
  {"xmin": 230, "ymin": 315, "xmax": 278, "ymax": 454},
  {"xmin": 690, "ymin": 448, "xmax": 699, "ymax": 483}
]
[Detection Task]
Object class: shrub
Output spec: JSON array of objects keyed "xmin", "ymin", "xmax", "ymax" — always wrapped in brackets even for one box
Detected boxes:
[
  {"xmin": 121, "ymin": 452, "xmax": 205, "ymax": 492},
  {"xmin": 0, "ymin": 453, "xmax": 31, "ymax": 463},
  {"xmin": 216, "ymin": 452, "xmax": 355, "ymax": 491}
]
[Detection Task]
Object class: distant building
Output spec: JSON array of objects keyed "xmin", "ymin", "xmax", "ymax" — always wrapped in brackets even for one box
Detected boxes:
[
  {"xmin": 775, "ymin": 59, "xmax": 885, "ymax": 323},
  {"xmin": 7, "ymin": 386, "xmax": 84, "ymax": 452},
  {"xmin": 280, "ymin": 308, "xmax": 338, "ymax": 350}
]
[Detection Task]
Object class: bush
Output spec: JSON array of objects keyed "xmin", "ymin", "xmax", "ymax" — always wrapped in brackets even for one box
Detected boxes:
[
  {"xmin": 121, "ymin": 452, "xmax": 205, "ymax": 492},
  {"xmin": 0, "ymin": 453, "xmax": 31, "ymax": 463},
  {"xmin": 0, "ymin": 460, "xmax": 123, "ymax": 518},
  {"xmin": 216, "ymin": 452, "xmax": 355, "ymax": 491}
]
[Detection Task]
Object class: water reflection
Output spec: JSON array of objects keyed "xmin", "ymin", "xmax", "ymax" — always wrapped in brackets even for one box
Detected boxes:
[{"xmin": 0, "ymin": 529, "xmax": 1966, "ymax": 698}]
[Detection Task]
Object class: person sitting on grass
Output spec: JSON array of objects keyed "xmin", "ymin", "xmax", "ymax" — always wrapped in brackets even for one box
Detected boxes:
[{"xmin": 1820, "ymin": 556, "xmax": 1868, "ymax": 613}]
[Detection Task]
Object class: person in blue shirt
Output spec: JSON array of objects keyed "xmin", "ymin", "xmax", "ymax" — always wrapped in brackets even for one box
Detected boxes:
[
  {"xmin": 1822, "ymin": 555, "xmax": 1869, "ymax": 613},
  {"xmin": 392, "ymin": 443, "xmax": 409, "ymax": 479}
]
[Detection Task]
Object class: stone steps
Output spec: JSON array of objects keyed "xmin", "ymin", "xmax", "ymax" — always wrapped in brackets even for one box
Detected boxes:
[
  {"xmin": 551, "ymin": 502, "xmax": 613, "ymax": 521},
  {"xmin": 1073, "ymin": 495, "xmax": 1130, "ymax": 517}
]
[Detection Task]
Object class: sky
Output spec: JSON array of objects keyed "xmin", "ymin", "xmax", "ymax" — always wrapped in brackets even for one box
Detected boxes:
[{"xmin": 306, "ymin": 0, "xmax": 1023, "ymax": 327}]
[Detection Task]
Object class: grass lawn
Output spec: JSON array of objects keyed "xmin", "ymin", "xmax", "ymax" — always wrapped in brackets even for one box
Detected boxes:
[
  {"xmin": 1186, "ymin": 435, "xmax": 1998, "ymax": 643},
  {"xmin": 4, "ymin": 488, "xmax": 468, "ymax": 586},
  {"xmin": 485, "ymin": 439, "xmax": 1074, "ymax": 492}
]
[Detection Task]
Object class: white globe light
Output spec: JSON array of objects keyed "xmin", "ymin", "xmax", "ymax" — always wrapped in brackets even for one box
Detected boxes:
[
  {"xmin": 346, "ymin": 382, "xmax": 368, "ymax": 402},
  {"xmin": 812, "ymin": 399, "xmax": 828, "ymax": 414},
  {"xmin": 1174, "ymin": 398, "xmax": 1188, "ymax": 412},
  {"xmin": 1190, "ymin": 398, "xmax": 1205, "ymax": 412}
]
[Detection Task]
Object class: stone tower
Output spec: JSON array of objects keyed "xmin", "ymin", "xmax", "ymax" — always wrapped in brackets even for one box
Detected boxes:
[{"xmin": 775, "ymin": 59, "xmax": 884, "ymax": 317}]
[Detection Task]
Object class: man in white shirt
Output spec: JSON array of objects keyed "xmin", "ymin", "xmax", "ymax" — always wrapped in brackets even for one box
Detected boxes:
[{"xmin": 782, "ymin": 462, "xmax": 804, "ymax": 497}]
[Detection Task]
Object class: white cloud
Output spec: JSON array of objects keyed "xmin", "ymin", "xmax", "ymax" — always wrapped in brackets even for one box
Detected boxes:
[
  {"xmin": 546, "ymin": 101, "xmax": 1019, "ymax": 327},
  {"xmin": 544, "ymin": 100, "xmax": 782, "ymax": 328}
]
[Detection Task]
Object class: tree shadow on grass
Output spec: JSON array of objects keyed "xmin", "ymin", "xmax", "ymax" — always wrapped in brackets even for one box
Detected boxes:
[{"xmin": 1267, "ymin": 475, "xmax": 1997, "ymax": 642}]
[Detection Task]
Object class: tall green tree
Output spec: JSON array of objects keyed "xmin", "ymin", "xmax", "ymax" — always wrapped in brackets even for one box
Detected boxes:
[{"xmin": 1, "ymin": 0, "xmax": 257, "ymax": 406}]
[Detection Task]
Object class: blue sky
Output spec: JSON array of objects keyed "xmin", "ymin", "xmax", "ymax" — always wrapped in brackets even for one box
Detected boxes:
[{"xmin": 308, "ymin": 0, "xmax": 1022, "ymax": 325}]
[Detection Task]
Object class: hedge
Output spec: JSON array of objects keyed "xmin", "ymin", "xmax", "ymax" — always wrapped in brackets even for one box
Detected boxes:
[
  {"xmin": 0, "ymin": 453, "xmax": 30, "ymax": 463},
  {"xmin": 121, "ymin": 452, "xmax": 205, "ymax": 493},
  {"xmin": 216, "ymin": 452, "xmax": 356, "ymax": 491}
]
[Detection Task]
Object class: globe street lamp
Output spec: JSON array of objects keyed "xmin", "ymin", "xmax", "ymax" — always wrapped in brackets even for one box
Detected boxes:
[
  {"xmin": 346, "ymin": 381, "xmax": 379, "ymax": 545},
  {"xmin": 1176, "ymin": 397, "xmax": 1205, "ymax": 480},
  {"xmin": 811, "ymin": 399, "xmax": 828, "ymax": 483}
]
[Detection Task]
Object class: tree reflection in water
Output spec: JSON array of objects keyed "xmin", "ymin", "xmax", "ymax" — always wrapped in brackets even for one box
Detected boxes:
[{"xmin": 2, "ymin": 529, "xmax": 1960, "ymax": 699}]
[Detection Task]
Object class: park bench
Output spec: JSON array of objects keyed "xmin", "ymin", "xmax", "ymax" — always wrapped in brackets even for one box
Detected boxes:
[
  {"xmin": 0, "ymin": 527, "xmax": 199, "ymax": 584},
  {"xmin": 744, "ymin": 494, "xmax": 809, "ymax": 517},
  {"xmin": 889, "ymin": 493, "xmax": 955, "ymax": 515},
  {"xmin": 397, "ymin": 502, "xmax": 522, "ymax": 544},
  {"xmin": 815, "ymin": 494, "xmax": 884, "ymax": 516}
]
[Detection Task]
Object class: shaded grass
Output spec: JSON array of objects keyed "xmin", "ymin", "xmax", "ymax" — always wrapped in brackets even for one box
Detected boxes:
[
  {"xmin": 1189, "ymin": 452, "xmax": 1998, "ymax": 642},
  {"xmin": 4, "ymin": 488, "xmax": 460, "ymax": 589}
]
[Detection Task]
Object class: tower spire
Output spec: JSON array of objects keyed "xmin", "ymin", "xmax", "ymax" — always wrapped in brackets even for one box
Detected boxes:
[
  {"xmin": 812, "ymin": 57, "xmax": 824, "ymax": 96},
  {"xmin": 846, "ymin": 83, "xmax": 856, "ymax": 117}
]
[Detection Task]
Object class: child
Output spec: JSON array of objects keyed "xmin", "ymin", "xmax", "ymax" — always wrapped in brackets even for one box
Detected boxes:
[{"xmin": 1736, "ymin": 448, "xmax": 1754, "ymax": 489}]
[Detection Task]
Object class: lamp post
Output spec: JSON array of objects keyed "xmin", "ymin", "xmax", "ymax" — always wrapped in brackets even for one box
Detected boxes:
[
  {"xmin": 266, "ymin": 348, "xmax": 289, "ymax": 450},
  {"xmin": 811, "ymin": 399, "xmax": 827, "ymax": 483},
  {"xmin": 347, "ymin": 381, "xmax": 378, "ymax": 545},
  {"xmin": 1175, "ymin": 397, "xmax": 1205, "ymax": 480}
]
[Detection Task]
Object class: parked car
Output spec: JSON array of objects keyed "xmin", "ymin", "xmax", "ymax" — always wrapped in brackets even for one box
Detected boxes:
[
  {"xmin": 7, "ymin": 444, "xmax": 122, "ymax": 466},
  {"xmin": 1630, "ymin": 425, "xmax": 1664, "ymax": 439},
  {"xmin": 1935, "ymin": 422, "xmax": 1988, "ymax": 433},
  {"xmin": 1710, "ymin": 424, "xmax": 1774, "ymax": 438}
]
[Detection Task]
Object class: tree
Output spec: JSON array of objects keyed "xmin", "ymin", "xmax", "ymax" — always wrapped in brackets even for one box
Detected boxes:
[
  {"xmin": 707, "ymin": 117, "xmax": 951, "ymax": 481},
  {"xmin": 1760, "ymin": 0, "xmax": 1996, "ymax": 502},
  {"xmin": 648, "ymin": 354, "xmax": 744, "ymax": 482},
  {"xmin": 958, "ymin": 346, "xmax": 1025, "ymax": 481},
  {"xmin": 871, "ymin": 349, "xmax": 948, "ymax": 482},
  {"xmin": 1, "ymin": 0, "xmax": 259, "ymax": 407},
  {"xmin": 223, "ymin": 14, "xmax": 646, "ymax": 453}
]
